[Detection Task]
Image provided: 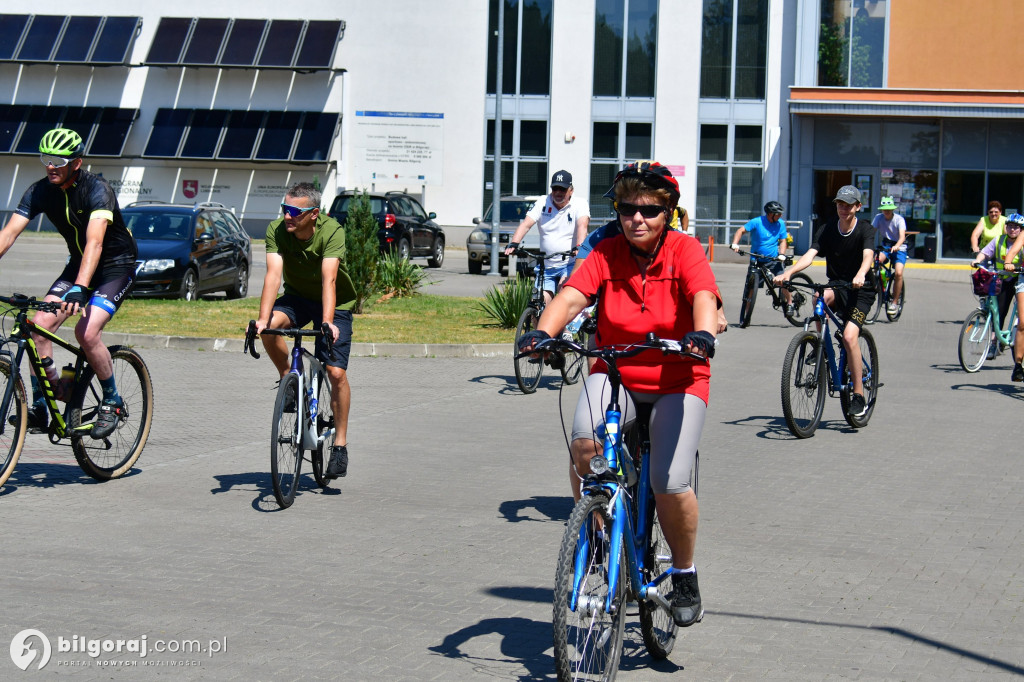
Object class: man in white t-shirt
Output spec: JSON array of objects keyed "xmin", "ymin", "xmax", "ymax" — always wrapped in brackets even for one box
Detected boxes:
[{"xmin": 505, "ymin": 170, "xmax": 590, "ymax": 303}]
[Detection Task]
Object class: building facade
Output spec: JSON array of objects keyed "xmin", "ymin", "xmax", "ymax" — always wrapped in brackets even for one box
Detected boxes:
[{"xmin": 2, "ymin": 0, "xmax": 1022, "ymax": 259}]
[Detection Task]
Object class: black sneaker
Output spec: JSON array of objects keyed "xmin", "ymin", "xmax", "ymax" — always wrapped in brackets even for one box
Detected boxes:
[
  {"xmin": 784, "ymin": 304, "xmax": 796, "ymax": 317},
  {"xmin": 670, "ymin": 570, "xmax": 703, "ymax": 627},
  {"xmin": 988, "ymin": 342, "xmax": 999, "ymax": 360},
  {"xmin": 326, "ymin": 445, "xmax": 348, "ymax": 479},
  {"xmin": 11, "ymin": 403, "xmax": 49, "ymax": 433},
  {"xmin": 1012, "ymin": 363, "xmax": 1024, "ymax": 383},
  {"xmin": 91, "ymin": 399, "xmax": 126, "ymax": 440},
  {"xmin": 849, "ymin": 392, "xmax": 868, "ymax": 417}
]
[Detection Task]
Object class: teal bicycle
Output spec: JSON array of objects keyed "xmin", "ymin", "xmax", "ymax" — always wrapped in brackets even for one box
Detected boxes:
[{"xmin": 958, "ymin": 263, "xmax": 1018, "ymax": 373}]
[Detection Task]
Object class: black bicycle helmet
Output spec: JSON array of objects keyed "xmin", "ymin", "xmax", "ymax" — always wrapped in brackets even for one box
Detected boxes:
[
  {"xmin": 763, "ymin": 200, "xmax": 784, "ymax": 214},
  {"xmin": 602, "ymin": 161, "xmax": 680, "ymax": 203}
]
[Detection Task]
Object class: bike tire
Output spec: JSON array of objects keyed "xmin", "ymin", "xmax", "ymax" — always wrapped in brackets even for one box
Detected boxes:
[
  {"xmin": 781, "ymin": 331, "xmax": 826, "ymax": 438},
  {"xmin": 514, "ymin": 306, "xmax": 544, "ymax": 394},
  {"xmin": 311, "ymin": 369, "xmax": 334, "ymax": 489},
  {"xmin": 867, "ymin": 272, "xmax": 884, "ymax": 325},
  {"xmin": 840, "ymin": 328, "xmax": 879, "ymax": 428},
  {"xmin": 0, "ymin": 358, "xmax": 27, "ymax": 488},
  {"xmin": 886, "ymin": 278, "xmax": 905, "ymax": 322},
  {"xmin": 738, "ymin": 271, "xmax": 756, "ymax": 328},
  {"xmin": 69, "ymin": 346, "xmax": 154, "ymax": 481},
  {"xmin": 553, "ymin": 493, "xmax": 625, "ymax": 682},
  {"xmin": 560, "ymin": 330, "xmax": 588, "ymax": 385},
  {"xmin": 270, "ymin": 373, "xmax": 303, "ymax": 508},
  {"xmin": 957, "ymin": 309, "xmax": 990, "ymax": 373},
  {"xmin": 784, "ymin": 273, "xmax": 814, "ymax": 326},
  {"xmin": 638, "ymin": 502, "xmax": 678, "ymax": 659}
]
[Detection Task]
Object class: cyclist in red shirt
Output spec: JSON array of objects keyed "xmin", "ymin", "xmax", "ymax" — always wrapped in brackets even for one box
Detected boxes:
[{"xmin": 519, "ymin": 162, "xmax": 720, "ymax": 628}]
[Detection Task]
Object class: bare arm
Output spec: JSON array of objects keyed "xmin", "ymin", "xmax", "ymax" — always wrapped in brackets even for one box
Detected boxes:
[
  {"xmin": 320, "ymin": 257, "xmax": 340, "ymax": 341},
  {"xmin": 0, "ymin": 214, "xmax": 30, "ymax": 259},
  {"xmin": 505, "ymin": 216, "xmax": 537, "ymax": 255},
  {"xmin": 776, "ymin": 248, "xmax": 818, "ymax": 282},
  {"xmin": 852, "ymin": 248, "xmax": 873, "ymax": 288},
  {"xmin": 574, "ymin": 217, "xmax": 590, "ymax": 250},
  {"xmin": 730, "ymin": 226, "xmax": 746, "ymax": 249},
  {"xmin": 75, "ymin": 217, "xmax": 109, "ymax": 288},
  {"xmin": 537, "ymin": 287, "xmax": 590, "ymax": 338},
  {"xmin": 1003, "ymin": 231, "xmax": 1024, "ymax": 270},
  {"xmin": 971, "ymin": 218, "xmax": 986, "ymax": 252},
  {"xmin": 691, "ymin": 290, "xmax": 718, "ymax": 336},
  {"xmin": 256, "ymin": 252, "xmax": 284, "ymax": 333}
]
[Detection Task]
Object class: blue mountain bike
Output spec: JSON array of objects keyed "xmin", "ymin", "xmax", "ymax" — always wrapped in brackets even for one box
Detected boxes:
[{"xmin": 530, "ymin": 334, "xmax": 706, "ymax": 680}]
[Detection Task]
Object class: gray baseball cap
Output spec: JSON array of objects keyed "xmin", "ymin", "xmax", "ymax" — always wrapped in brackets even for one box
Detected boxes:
[{"xmin": 833, "ymin": 185, "xmax": 862, "ymax": 204}]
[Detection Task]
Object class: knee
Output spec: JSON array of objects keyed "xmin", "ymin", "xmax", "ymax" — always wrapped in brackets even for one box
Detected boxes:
[
  {"xmin": 328, "ymin": 366, "xmax": 348, "ymax": 389},
  {"xmin": 75, "ymin": 323, "xmax": 101, "ymax": 348},
  {"xmin": 570, "ymin": 438, "xmax": 599, "ymax": 464}
]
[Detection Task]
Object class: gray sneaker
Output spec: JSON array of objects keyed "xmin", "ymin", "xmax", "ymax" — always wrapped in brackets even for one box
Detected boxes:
[
  {"xmin": 326, "ymin": 445, "xmax": 348, "ymax": 479},
  {"xmin": 849, "ymin": 392, "xmax": 868, "ymax": 417},
  {"xmin": 670, "ymin": 570, "xmax": 703, "ymax": 627}
]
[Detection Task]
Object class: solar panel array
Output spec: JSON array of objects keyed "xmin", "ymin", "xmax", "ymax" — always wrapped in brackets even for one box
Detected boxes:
[
  {"xmin": 0, "ymin": 105, "xmax": 137, "ymax": 156},
  {"xmin": 0, "ymin": 14, "xmax": 140, "ymax": 64}
]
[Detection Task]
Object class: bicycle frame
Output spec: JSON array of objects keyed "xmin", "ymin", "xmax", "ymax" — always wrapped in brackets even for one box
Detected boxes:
[
  {"xmin": 747, "ymin": 256, "xmax": 789, "ymax": 308},
  {"xmin": 285, "ymin": 338, "xmax": 326, "ymax": 450}
]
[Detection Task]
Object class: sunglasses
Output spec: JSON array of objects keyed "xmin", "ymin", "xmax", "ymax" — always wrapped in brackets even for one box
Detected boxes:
[
  {"xmin": 615, "ymin": 202, "xmax": 667, "ymax": 219},
  {"xmin": 281, "ymin": 203, "xmax": 317, "ymax": 218},
  {"xmin": 40, "ymin": 154, "xmax": 72, "ymax": 168}
]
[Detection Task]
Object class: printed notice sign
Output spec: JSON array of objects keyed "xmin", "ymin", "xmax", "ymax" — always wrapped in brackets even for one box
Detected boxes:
[{"xmin": 352, "ymin": 111, "xmax": 443, "ymax": 184}]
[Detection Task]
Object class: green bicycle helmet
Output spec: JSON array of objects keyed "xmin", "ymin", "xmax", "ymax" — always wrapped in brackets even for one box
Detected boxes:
[{"xmin": 39, "ymin": 128, "xmax": 84, "ymax": 158}]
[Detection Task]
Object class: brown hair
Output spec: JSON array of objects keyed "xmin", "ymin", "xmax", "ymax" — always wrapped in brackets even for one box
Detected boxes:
[
  {"xmin": 988, "ymin": 200, "xmax": 1003, "ymax": 213},
  {"xmin": 613, "ymin": 177, "xmax": 677, "ymax": 210}
]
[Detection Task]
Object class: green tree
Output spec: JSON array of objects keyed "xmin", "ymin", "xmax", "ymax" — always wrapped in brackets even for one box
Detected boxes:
[{"xmin": 342, "ymin": 191, "xmax": 380, "ymax": 314}]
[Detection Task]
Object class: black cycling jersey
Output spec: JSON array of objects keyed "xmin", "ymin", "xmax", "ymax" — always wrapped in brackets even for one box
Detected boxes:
[{"xmin": 16, "ymin": 169, "xmax": 136, "ymax": 269}]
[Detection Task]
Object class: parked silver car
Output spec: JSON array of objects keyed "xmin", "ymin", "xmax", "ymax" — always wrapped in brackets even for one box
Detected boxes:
[{"xmin": 466, "ymin": 195, "xmax": 542, "ymax": 275}]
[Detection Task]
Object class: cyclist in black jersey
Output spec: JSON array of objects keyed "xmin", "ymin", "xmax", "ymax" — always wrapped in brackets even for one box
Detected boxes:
[{"xmin": 0, "ymin": 128, "xmax": 137, "ymax": 438}]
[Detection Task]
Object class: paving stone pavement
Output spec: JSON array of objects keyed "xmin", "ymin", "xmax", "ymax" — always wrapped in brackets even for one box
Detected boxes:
[{"xmin": 1, "ymin": 258, "xmax": 1023, "ymax": 680}]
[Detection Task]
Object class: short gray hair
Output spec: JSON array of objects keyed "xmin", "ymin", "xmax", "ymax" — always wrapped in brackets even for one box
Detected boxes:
[{"xmin": 286, "ymin": 182, "xmax": 321, "ymax": 207}]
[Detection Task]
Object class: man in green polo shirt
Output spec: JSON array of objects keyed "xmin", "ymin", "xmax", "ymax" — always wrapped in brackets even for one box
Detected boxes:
[{"xmin": 255, "ymin": 182, "xmax": 357, "ymax": 479}]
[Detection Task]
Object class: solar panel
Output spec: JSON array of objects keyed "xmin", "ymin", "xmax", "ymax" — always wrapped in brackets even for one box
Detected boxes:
[
  {"xmin": 180, "ymin": 109, "xmax": 229, "ymax": 158},
  {"xmin": 0, "ymin": 15, "xmax": 30, "ymax": 61},
  {"xmin": 89, "ymin": 108, "xmax": 137, "ymax": 156},
  {"xmin": 53, "ymin": 16, "xmax": 102, "ymax": 62},
  {"xmin": 255, "ymin": 110, "xmax": 300, "ymax": 160},
  {"xmin": 220, "ymin": 18, "xmax": 265, "ymax": 66},
  {"xmin": 182, "ymin": 18, "xmax": 229, "ymax": 65},
  {"xmin": 15, "ymin": 105, "xmax": 65, "ymax": 153},
  {"xmin": 294, "ymin": 20, "xmax": 342, "ymax": 69},
  {"xmin": 293, "ymin": 112, "xmax": 339, "ymax": 161},
  {"xmin": 258, "ymin": 20, "xmax": 302, "ymax": 67},
  {"xmin": 17, "ymin": 15, "xmax": 64, "ymax": 62},
  {"xmin": 146, "ymin": 17, "xmax": 190, "ymax": 65},
  {"xmin": 219, "ymin": 110, "xmax": 264, "ymax": 159},
  {"xmin": 0, "ymin": 105, "xmax": 28, "ymax": 153},
  {"xmin": 143, "ymin": 109, "xmax": 191, "ymax": 157},
  {"xmin": 91, "ymin": 16, "xmax": 140, "ymax": 64}
]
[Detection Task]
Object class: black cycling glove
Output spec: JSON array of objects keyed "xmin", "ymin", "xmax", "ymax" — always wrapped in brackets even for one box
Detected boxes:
[
  {"xmin": 517, "ymin": 329, "xmax": 551, "ymax": 353},
  {"xmin": 682, "ymin": 330, "xmax": 716, "ymax": 358},
  {"xmin": 61, "ymin": 285, "xmax": 91, "ymax": 307}
]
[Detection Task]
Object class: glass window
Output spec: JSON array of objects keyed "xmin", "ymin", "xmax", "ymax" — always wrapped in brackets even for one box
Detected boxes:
[
  {"xmin": 147, "ymin": 17, "xmax": 191, "ymax": 64},
  {"xmin": 0, "ymin": 15, "xmax": 30, "ymax": 60},
  {"xmin": 593, "ymin": 122, "xmax": 618, "ymax": 159},
  {"xmin": 625, "ymin": 0, "xmax": 657, "ymax": 97},
  {"xmin": 209, "ymin": 212, "xmax": 234, "ymax": 239},
  {"xmin": 295, "ymin": 20, "xmax": 342, "ymax": 68},
  {"xmin": 988, "ymin": 121, "xmax": 1024, "ymax": 171},
  {"xmin": 589, "ymin": 163, "xmax": 617, "ymax": 219},
  {"xmin": 520, "ymin": 0, "xmax": 552, "ymax": 95},
  {"xmin": 293, "ymin": 112, "xmax": 338, "ymax": 161},
  {"xmin": 519, "ymin": 120, "xmax": 547, "ymax": 157},
  {"xmin": 143, "ymin": 109, "xmax": 190, "ymax": 157},
  {"xmin": 259, "ymin": 20, "xmax": 302, "ymax": 67},
  {"xmin": 625, "ymin": 122, "xmax": 651, "ymax": 158},
  {"xmin": 700, "ymin": 0, "xmax": 732, "ymax": 98},
  {"xmin": 486, "ymin": 119, "xmax": 514, "ymax": 157},
  {"xmin": 730, "ymin": 167, "xmax": 763, "ymax": 221},
  {"xmin": 699, "ymin": 125, "xmax": 728, "ymax": 162},
  {"xmin": 482, "ymin": 160, "xmax": 515, "ymax": 214},
  {"xmin": 486, "ymin": 0, "xmax": 518, "ymax": 95},
  {"xmin": 255, "ymin": 110, "xmax": 300, "ymax": 160},
  {"xmin": 517, "ymin": 161, "xmax": 548, "ymax": 196},
  {"xmin": 89, "ymin": 108, "xmax": 135, "ymax": 156},
  {"xmin": 183, "ymin": 18, "xmax": 229, "ymax": 65},
  {"xmin": 219, "ymin": 110, "xmax": 263, "ymax": 159},
  {"xmin": 942, "ymin": 170, "xmax": 986, "ymax": 258},
  {"xmin": 697, "ymin": 166, "xmax": 728, "ymax": 220},
  {"xmin": 734, "ymin": 0, "xmax": 768, "ymax": 99},
  {"xmin": 17, "ymin": 15, "xmax": 64, "ymax": 61},
  {"xmin": 734, "ymin": 125, "xmax": 762, "ymax": 162},
  {"xmin": 812, "ymin": 119, "xmax": 880, "ymax": 166},
  {"xmin": 15, "ymin": 106, "xmax": 64, "ymax": 154},
  {"xmin": 881, "ymin": 121, "xmax": 939, "ymax": 167},
  {"xmin": 180, "ymin": 109, "xmax": 228, "ymax": 158},
  {"xmin": 593, "ymin": 0, "xmax": 624, "ymax": 96},
  {"xmin": 818, "ymin": 0, "xmax": 887, "ymax": 87},
  {"xmin": 221, "ymin": 19, "xmax": 265, "ymax": 66},
  {"xmin": 942, "ymin": 119, "xmax": 987, "ymax": 169},
  {"xmin": 988, "ymin": 174, "xmax": 1024, "ymax": 214},
  {"xmin": 91, "ymin": 17, "xmax": 139, "ymax": 64},
  {"xmin": 54, "ymin": 16, "xmax": 102, "ymax": 62},
  {"xmin": 406, "ymin": 197, "xmax": 428, "ymax": 220}
]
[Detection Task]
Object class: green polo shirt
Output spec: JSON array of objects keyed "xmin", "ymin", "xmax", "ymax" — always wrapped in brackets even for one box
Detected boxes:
[{"xmin": 265, "ymin": 213, "xmax": 357, "ymax": 310}]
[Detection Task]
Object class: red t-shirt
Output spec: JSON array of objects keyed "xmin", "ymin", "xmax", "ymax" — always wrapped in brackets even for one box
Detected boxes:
[{"xmin": 565, "ymin": 230, "xmax": 719, "ymax": 401}]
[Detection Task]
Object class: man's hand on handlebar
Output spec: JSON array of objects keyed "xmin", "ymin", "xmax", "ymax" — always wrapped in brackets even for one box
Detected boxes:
[
  {"xmin": 730, "ymin": 243, "xmax": 739, "ymax": 252},
  {"xmin": 504, "ymin": 241, "xmax": 520, "ymax": 256},
  {"xmin": 682, "ymin": 330, "xmax": 716, "ymax": 359}
]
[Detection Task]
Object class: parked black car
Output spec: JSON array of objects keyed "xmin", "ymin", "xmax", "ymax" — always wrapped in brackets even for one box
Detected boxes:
[
  {"xmin": 122, "ymin": 202, "xmax": 252, "ymax": 300},
  {"xmin": 328, "ymin": 191, "xmax": 445, "ymax": 267}
]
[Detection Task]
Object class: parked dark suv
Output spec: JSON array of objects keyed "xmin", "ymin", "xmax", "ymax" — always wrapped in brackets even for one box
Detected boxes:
[
  {"xmin": 328, "ymin": 191, "xmax": 445, "ymax": 267},
  {"xmin": 122, "ymin": 201, "xmax": 252, "ymax": 300}
]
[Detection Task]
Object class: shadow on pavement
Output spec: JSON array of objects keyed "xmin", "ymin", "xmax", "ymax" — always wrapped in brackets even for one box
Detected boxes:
[
  {"xmin": 210, "ymin": 471, "xmax": 340, "ymax": 512},
  {"xmin": 498, "ymin": 495, "xmax": 571, "ymax": 524},
  {"xmin": 0, "ymin": 461, "xmax": 137, "ymax": 496},
  {"xmin": 428, "ymin": 616, "xmax": 553, "ymax": 680},
  {"xmin": 950, "ymin": 381, "xmax": 1024, "ymax": 401}
]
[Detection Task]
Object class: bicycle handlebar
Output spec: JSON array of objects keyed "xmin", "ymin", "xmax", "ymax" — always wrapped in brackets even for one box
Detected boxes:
[
  {"xmin": 780, "ymin": 279, "xmax": 855, "ymax": 294},
  {"xmin": 517, "ymin": 332, "xmax": 710, "ymax": 364},
  {"xmin": 732, "ymin": 248, "xmax": 790, "ymax": 265},
  {"xmin": 244, "ymin": 320, "xmax": 336, "ymax": 361},
  {"xmin": 0, "ymin": 293, "xmax": 62, "ymax": 314},
  {"xmin": 510, "ymin": 247, "xmax": 577, "ymax": 262}
]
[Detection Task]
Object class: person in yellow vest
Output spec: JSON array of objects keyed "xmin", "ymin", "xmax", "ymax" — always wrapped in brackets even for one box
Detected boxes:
[
  {"xmin": 973, "ymin": 214, "xmax": 1023, "ymax": 360},
  {"xmin": 971, "ymin": 200, "xmax": 1006, "ymax": 254}
]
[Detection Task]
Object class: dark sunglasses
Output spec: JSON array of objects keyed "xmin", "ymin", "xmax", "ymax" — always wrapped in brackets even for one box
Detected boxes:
[
  {"xmin": 281, "ymin": 203, "xmax": 317, "ymax": 218},
  {"xmin": 615, "ymin": 202, "xmax": 667, "ymax": 219}
]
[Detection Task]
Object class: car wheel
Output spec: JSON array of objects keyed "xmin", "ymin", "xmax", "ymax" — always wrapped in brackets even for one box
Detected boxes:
[
  {"xmin": 179, "ymin": 268, "xmax": 199, "ymax": 301},
  {"xmin": 468, "ymin": 259, "xmax": 482, "ymax": 275},
  {"xmin": 427, "ymin": 237, "xmax": 445, "ymax": 268},
  {"xmin": 226, "ymin": 262, "xmax": 249, "ymax": 299},
  {"xmin": 396, "ymin": 238, "xmax": 411, "ymax": 261}
]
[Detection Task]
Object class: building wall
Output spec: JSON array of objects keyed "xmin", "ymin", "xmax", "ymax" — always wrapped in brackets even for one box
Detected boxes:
[{"xmin": 888, "ymin": 0, "xmax": 1024, "ymax": 89}]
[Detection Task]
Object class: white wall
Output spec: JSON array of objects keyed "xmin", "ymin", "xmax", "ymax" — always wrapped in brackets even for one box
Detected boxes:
[{"xmin": 549, "ymin": 0, "xmax": 596, "ymax": 196}]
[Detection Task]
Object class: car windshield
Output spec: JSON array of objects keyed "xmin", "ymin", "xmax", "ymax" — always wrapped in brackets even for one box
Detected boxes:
[
  {"xmin": 483, "ymin": 200, "xmax": 535, "ymax": 223},
  {"xmin": 333, "ymin": 196, "xmax": 385, "ymax": 215},
  {"xmin": 125, "ymin": 213, "xmax": 192, "ymax": 241}
]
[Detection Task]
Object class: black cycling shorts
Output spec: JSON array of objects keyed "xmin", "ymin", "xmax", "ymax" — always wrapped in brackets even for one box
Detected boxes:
[
  {"xmin": 832, "ymin": 287, "xmax": 876, "ymax": 329},
  {"xmin": 47, "ymin": 261, "xmax": 135, "ymax": 317},
  {"xmin": 271, "ymin": 293, "xmax": 353, "ymax": 370}
]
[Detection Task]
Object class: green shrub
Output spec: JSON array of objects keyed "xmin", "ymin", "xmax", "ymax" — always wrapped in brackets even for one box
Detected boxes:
[
  {"xmin": 478, "ymin": 275, "xmax": 534, "ymax": 328},
  {"xmin": 377, "ymin": 251, "xmax": 427, "ymax": 298},
  {"xmin": 342, "ymin": 191, "xmax": 380, "ymax": 313}
]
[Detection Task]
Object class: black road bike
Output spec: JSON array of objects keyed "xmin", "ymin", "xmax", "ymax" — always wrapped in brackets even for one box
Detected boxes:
[{"xmin": 734, "ymin": 249, "xmax": 812, "ymax": 328}]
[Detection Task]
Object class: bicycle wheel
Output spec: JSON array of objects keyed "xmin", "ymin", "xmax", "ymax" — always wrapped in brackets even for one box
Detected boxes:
[
  {"xmin": 867, "ymin": 273, "xmax": 884, "ymax": 325},
  {"xmin": 886, "ymin": 278, "xmax": 905, "ymax": 322},
  {"xmin": 553, "ymin": 493, "xmax": 626, "ymax": 682},
  {"xmin": 738, "ymin": 270, "xmax": 757, "ymax": 328},
  {"xmin": 560, "ymin": 330, "xmax": 588, "ymax": 385},
  {"xmin": 841, "ymin": 329, "xmax": 879, "ymax": 429},
  {"xmin": 514, "ymin": 306, "xmax": 543, "ymax": 394},
  {"xmin": 69, "ymin": 346, "xmax": 154, "ymax": 481},
  {"xmin": 0, "ymin": 358, "xmax": 27, "ymax": 488},
  {"xmin": 781, "ymin": 331, "xmax": 826, "ymax": 438},
  {"xmin": 958, "ymin": 309, "xmax": 991, "ymax": 373},
  {"xmin": 784, "ymin": 273, "xmax": 814, "ymax": 326},
  {"xmin": 311, "ymin": 370, "xmax": 334, "ymax": 489},
  {"xmin": 638, "ymin": 503, "xmax": 678, "ymax": 659},
  {"xmin": 270, "ymin": 373, "xmax": 303, "ymax": 508}
]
